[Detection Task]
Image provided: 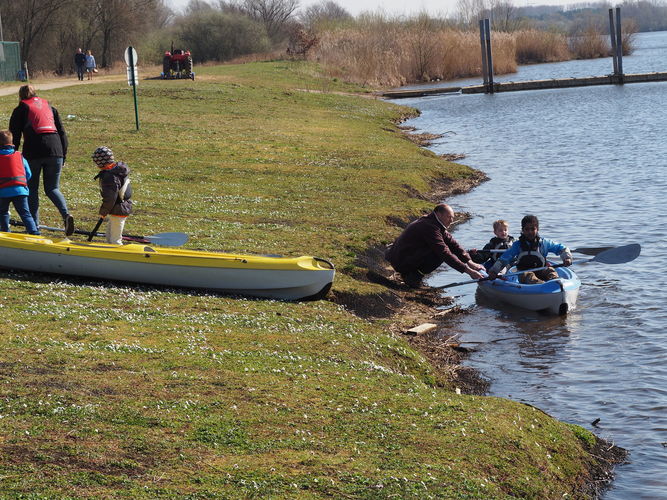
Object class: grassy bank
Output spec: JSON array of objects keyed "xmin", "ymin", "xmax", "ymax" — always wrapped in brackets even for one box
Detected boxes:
[{"xmin": 0, "ymin": 62, "xmax": 616, "ymax": 497}]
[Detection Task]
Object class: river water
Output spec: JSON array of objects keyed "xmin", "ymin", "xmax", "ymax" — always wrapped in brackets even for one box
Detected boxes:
[{"xmin": 392, "ymin": 31, "xmax": 667, "ymax": 498}]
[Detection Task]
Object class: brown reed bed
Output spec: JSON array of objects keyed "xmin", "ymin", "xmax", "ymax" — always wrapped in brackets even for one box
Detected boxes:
[
  {"xmin": 515, "ymin": 29, "xmax": 570, "ymax": 64},
  {"xmin": 311, "ymin": 16, "xmax": 635, "ymax": 87}
]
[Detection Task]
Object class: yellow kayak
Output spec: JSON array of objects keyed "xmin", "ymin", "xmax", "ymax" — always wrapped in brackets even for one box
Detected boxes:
[{"xmin": 0, "ymin": 232, "xmax": 334, "ymax": 300}]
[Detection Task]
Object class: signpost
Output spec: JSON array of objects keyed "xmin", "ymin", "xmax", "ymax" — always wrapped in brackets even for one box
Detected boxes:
[{"xmin": 124, "ymin": 46, "xmax": 139, "ymax": 130}]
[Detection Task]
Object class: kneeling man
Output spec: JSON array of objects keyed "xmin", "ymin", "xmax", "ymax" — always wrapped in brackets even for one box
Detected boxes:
[{"xmin": 385, "ymin": 203, "xmax": 485, "ymax": 288}]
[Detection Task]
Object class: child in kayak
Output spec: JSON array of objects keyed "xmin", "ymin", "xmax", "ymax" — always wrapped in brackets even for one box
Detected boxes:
[
  {"xmin": 92, "ymin": 146, "xmax": 132, "ymax": 244},
  {"xmin": 0, "ymin": 130, "xmax": 40, "ymax": 235},
  {"xmin": 487, "ymin": 214, "xmax": 572, "ymax": 284},
  {"xmin": 469, "ymin": 219, "xmax": 515, "ymax": 269}
]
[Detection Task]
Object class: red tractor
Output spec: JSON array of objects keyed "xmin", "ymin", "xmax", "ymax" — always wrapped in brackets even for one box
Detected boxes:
[{"xmin": 162, "ymin": 48, "xmax": 194, "ymax": 80}]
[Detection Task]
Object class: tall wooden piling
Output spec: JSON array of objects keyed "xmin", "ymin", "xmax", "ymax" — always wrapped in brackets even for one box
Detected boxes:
[
  {"xmin": 484, "ymin": 19, "xmax": 494, "ymax": 93},
  {"xmin": 615, "ymin": 7, "xmax": 624, "ymax": 79},
  {"xmin": 479, "ymin": 19, "xmax": 488, "ymax": 86},
  {"xmin": 609, "ymin": 9, "xmax": 618, "ymax": 75}
]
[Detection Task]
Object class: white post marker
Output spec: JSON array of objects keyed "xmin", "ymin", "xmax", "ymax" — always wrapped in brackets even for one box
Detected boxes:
[
  {"xmin": 126, "ymin": 66, "xmax": 138, "ymax": 85},
  {"xmin": 124, "ymin": 46, "xmax": 139, "ymax": 130}
]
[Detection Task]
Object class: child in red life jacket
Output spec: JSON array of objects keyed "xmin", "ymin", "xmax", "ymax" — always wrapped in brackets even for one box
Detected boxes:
[
  {"xmin": 0, "ymin": 130, "xmax": 40, "ymax": 235},
  {"xmin": 92, "ymin": 146, "xmax": 132, "ymax": 245}
]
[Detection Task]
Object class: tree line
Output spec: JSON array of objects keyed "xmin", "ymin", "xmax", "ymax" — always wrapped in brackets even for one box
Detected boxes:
[
  {"xmin": 519, "ymin": 0, "xmax": 667, "ymax": 34},
  {"xmin": 1, "ymin": 0, "xmax": 665, "ymax": 75},
  {"xmin": 0, "ymin": 0, "xmax": 170, "ymax": 74}
]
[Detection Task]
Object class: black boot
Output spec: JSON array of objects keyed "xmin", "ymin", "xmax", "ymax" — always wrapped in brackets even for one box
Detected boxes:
[
  {"xmin": 401, "ymin": 271, "xmax": 424, "ymax": 289},
  {"xmin": 64, "ymin": 214, "xmax": 75, "ymax": 236}
]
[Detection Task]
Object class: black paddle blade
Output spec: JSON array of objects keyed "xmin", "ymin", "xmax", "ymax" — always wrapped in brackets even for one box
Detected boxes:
[
  {"xmin": 572, "ymin": 246, "xmax": 614, "ymax": 256},
  {"xmin": 121, "ymin": 232, "xmax": 189, "ymax": 246},
  {"xmin": 592, "ymin": 243, "xmax": 641, "ymax": 264}
]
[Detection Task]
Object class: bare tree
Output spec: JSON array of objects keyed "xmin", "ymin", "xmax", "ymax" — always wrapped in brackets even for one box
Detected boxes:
[
  {"xmin": 1, "ymin": 0, "xmax": 72, "ymax": 67},
  {"xmin": 185, "ymin": 0, "xmax": 215, "ymax": 14},
  {"xmin": 456, "ymin": 0, "xmax": 486, "ymax": 27},
  {"xmin": 300, "ymin": 0, "xmax": 351, "ymax": 29},
  {"xmin": 238, "ymin": 0, "xmax": 300, "ymax": 42},
  {"xmin": 93, "ymin": 0, "xmax": 167, "ymax": 67},
  {"xmin": 489, "ymin": 0, "xmax": 522, "ymax": 32}
]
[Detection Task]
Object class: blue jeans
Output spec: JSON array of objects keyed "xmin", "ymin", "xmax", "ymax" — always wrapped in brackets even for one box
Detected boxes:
[
  {"xmin": 27, "ymin": 156, "xmax": 69, "ymax": 225},
  {"xmin": 0, "ymin": 195, "xmax": 40, "ymax": 234}
]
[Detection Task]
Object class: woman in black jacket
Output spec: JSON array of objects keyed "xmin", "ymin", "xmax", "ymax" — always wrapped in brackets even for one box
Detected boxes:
[{"xmin": 9, "ymin": 85, "xmax": 74, "ymax": 234}]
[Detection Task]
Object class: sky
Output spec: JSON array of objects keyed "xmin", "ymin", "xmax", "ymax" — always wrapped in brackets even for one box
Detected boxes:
[{"xmin": 165, "ymin": 0, "xmax": 598, "ymax": 19}]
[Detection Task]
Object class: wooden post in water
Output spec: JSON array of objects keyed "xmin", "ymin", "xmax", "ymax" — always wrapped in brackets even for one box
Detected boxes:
[
  {"xmin": 608, "ymin": 9, "xmax": 618, "ymax": 76},
  {"xmin": 615, "ymin": 7, "xmax": 624, "ymax": 80},
  {"xmin": 479, "ymin": 19, "xmax": 488, "ymax": 88},
  {"xmin": 484, "ymin": 19, "xmax": 494, "ymax": 93}
]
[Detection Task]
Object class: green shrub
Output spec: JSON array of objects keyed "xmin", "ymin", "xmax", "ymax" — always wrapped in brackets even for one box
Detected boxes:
[{"xmin": 179, "ymin": 11, "xmax": 271, "ymax": 62}]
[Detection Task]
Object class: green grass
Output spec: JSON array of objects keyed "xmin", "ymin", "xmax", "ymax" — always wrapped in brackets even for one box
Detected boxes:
[{"xmin": 0, "ymin": 61, "xmax": 603, "ymax": 497}]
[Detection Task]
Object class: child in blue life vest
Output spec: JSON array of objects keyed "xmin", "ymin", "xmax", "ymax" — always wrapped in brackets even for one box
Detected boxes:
[
  {"xmin": 92, "ymin": 146, "xmax": 132, "ymax": 244},
  {"xmin": 0, "ymin": 130, "xmax": 40, "ymax": 235},
  {"xmin": 487, "ymin": 214, "xmax": 573, "ymax": 284},
  {"xmin": 469, "ymin": 219, "xmax": 515, "ymax": 269}
]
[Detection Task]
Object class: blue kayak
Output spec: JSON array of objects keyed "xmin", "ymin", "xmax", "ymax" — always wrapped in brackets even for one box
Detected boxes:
[{"xmin": 477, "ymin": 265, "xmax": 581, "ymax": 315}]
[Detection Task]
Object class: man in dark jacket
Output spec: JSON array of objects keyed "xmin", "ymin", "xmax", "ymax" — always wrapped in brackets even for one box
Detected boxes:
[
  {"xmin": 9, "ymin": 85, "xmax": 73, "ymax": 234},
  {"xmin": 385, "ymin": 203, "xmax": 485, "ymax": 288},
  {"xmin": 74, "ymin": 48, "xmax": 86, "ymax": 81}
]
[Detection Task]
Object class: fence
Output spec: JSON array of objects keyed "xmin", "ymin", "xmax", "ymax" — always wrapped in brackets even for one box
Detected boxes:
[{"xmin": 0, "ymin": 42, "xmax": 23, "ymax": 82}]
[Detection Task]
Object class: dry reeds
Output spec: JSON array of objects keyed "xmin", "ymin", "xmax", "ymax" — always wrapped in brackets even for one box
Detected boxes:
[
  {"xmin": 313, "ymin": 15, "xmax": 517, "ymax": 87},
  {"xmin": 515, "ymin": 29, "xmax": 570, "ymax": 64},
  {"xmin": 312, "ymin": 15, "xmax": 636, "ymax": 87},
  {"xmin": 569, "ymin": 25, "xmax": 609, "ymax": 60}
]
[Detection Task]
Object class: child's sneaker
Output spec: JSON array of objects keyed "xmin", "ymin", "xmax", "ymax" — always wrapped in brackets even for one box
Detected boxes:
[{"xmin": 64, "ymin": 214, "xmax": 75, "ymax": 236}]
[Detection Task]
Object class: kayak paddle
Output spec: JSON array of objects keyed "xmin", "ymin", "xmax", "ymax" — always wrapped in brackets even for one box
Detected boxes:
[
  {"xmin": 438, "ymin": 244, "xmax": 641, "ymax": 289},
  {"xmin": 504, "ymin": 243, "xmax": 641, "ymax": 277},
  {"xmin": 9, "ymin": 219, "xmax": 189, "ymax": 247},
  {"xmin": 487, "ymin": 245, "xmax": 614, "ymax": 256},
  {"xmin": 88, "ymin": 217, "xmax": 105, "ymax": 242},
  {"xmin": 435, "ymin": 276, "xmax": 493, "ymax": 289}
]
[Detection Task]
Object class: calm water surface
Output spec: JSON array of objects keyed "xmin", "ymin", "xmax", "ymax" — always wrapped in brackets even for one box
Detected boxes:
[{"xmin": 393, "ymin": 31, "xmax": 667, "ymax": 498}]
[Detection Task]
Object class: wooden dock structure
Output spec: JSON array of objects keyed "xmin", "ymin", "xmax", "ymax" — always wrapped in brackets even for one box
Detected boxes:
[
  {"xmin": 380, "ymin": 86, "xmax": 461, "ymax": 98},
  {"xmin": 463, "ymin": 71, "xmax": 667, "ymax": 93},
  {"xmin": 379, "ymin": 9, "xmax": 667, "ymax": 99},
  {"xmin": 380, "ymin": 71, "xmax": 667, "ymax": 99}
]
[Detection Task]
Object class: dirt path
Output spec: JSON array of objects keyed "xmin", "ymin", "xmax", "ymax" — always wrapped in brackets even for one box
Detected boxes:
[{"xmin": 0, "ymin": 74, "xmax": 125, "ymax": 97}]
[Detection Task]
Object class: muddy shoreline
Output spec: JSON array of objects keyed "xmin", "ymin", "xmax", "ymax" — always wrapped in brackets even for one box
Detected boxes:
[{"xmin": 332, "ymin": 129, "xmax": 628, "ymax": 497}]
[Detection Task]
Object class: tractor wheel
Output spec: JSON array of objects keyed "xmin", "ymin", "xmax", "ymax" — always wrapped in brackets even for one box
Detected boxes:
[
  {"xmin": 184, "ymin": 56, "xmax": 192, "ymax": 76},
  {"xmin": 162, "ymin": 56, "xmax": 171, "ymax": 76}
]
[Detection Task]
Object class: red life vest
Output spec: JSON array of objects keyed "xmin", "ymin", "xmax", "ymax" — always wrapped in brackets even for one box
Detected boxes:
[
  {"xmin": 21, "ymin": 97, "xmax": 57, "ymax": 134},
  {"xmin": 0, "ymin": 152, "xmax": 28, "ymax": 189}
]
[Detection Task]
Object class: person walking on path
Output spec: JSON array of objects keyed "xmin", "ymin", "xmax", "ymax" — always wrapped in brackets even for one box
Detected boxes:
[
  {"xmin": 385, "ymin": 203, "xmax": 485, "ymax": 288},
  {"xmin": 8, "ymin": 85, "xmax": 74, "ymax": 235},
  {"xmin": 0, "ymin": 130, "xmax": 40, "ymax": 235},
  {"xmin": 74, "ymin": 48, "xmax": 86, "ymax": 81},
  {"xmin": 85, "ymin": 50, "xmax": 96, "ymax": 80}
]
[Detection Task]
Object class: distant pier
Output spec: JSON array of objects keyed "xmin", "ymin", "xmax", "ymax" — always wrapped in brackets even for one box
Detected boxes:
[
  {"xmin": 380, "ymin": 71, "xmax": 667, "ymax": 98},
  {"xmin": 382, "ymin": 8, "xmax": 667, "ymax": 100}
]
